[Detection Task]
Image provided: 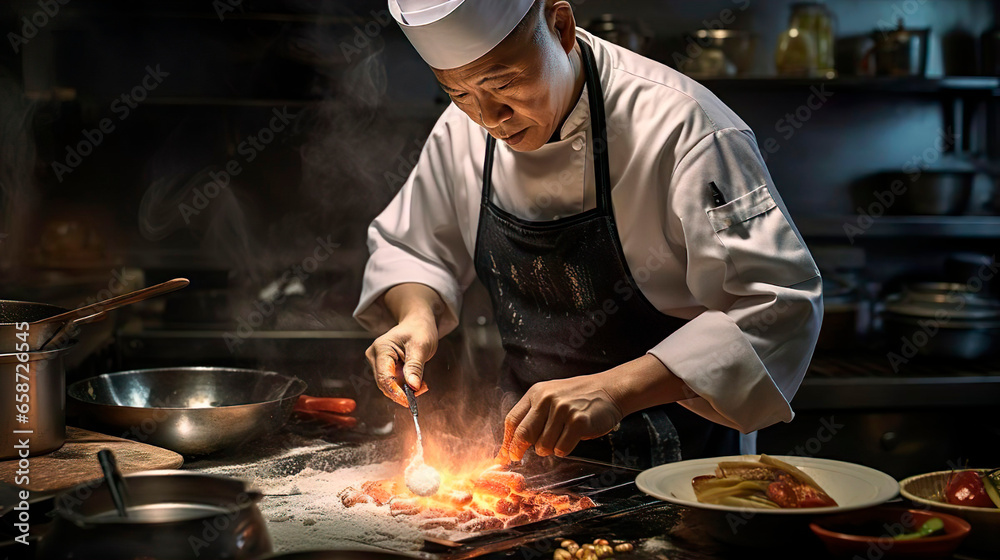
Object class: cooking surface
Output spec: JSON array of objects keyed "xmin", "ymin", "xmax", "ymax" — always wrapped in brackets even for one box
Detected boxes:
[
  {"xmin": 0, "ymin": 426, "xmax": 183, "ymax": 493},
  {"xmin": 183, "ymin": 429, "xmax": 662, "ymax": 556},
  {"xmin": 180, "ymin": 428, "xmax": 993, "ymax": 560}
]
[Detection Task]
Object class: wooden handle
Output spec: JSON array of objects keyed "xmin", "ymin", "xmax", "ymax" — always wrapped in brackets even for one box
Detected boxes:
[{"xmin": 33, "ymin": 278, "xmax": 190, "ymax": 326}]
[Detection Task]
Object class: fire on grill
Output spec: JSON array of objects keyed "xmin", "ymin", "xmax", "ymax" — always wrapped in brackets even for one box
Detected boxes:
[{"xmin": 338, "ymin": 464, "xmax": 596, "ymax": 533}]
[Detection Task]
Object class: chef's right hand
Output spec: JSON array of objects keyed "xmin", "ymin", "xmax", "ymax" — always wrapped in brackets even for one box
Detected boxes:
[{"xmin": 366, "ymin": 316, "xmax": 436, "ymax": 407}]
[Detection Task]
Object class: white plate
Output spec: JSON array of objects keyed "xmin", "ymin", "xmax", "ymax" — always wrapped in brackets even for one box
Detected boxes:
[{"xmin": 635, "ymin": 455, "xmax": 898, "ymax": 515}]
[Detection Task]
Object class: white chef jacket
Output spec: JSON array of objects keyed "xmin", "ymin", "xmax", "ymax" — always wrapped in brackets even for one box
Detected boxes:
[{"xmin": 355, "ymin": 29, "xmax": 823, "ymax": 443}]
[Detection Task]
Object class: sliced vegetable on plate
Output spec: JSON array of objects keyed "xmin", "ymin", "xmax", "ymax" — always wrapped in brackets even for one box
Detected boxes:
[{"xmin": 692, "ymin": 454, "xmax": 838, "ymax": 509}]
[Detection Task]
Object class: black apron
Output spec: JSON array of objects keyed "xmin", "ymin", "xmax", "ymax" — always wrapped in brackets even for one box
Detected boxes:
[{"xmin": 473, "ymin": 39, "xmax": 739, "ymax": 469}]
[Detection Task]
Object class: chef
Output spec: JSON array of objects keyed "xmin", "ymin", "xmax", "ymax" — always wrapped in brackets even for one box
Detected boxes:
[{"xmin": 354, "ymin": 0, "xmax": 823, "ymax": 468}]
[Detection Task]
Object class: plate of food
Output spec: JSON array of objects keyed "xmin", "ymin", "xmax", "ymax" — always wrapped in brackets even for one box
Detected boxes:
[{"xmin": 636, "ymin": 454, "xmax": 898, "ymax": 514}]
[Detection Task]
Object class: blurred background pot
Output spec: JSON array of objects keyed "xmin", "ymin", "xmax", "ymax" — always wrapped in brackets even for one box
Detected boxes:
[
  {"xmin": 872, "ymin": 19, "xmax": 930, "ymax": 76},
  {"xmin": 681, "ymin": 29, "xmax": 756, "ymax": 77},
  {"xmin": 855, "ymin": 171, "xmax": 976, "ymax": 216},
  {"xmin": 816, "ymin": 275, "xmax": 862, "ymax": 350},
  {"xmin": 37, "ymin": 470, "xmax": 272, "ymax": 560},
  {"xmin": 981, "ymin": 27, "xmax": 1000, "ymax": 76},
  {"xmin": 883, "ymin": 282, "xmax": 1000, "ymax": 360},
  {"xmin": 585, "ymin": 14, "xmax": 653, "ymax": 55}
]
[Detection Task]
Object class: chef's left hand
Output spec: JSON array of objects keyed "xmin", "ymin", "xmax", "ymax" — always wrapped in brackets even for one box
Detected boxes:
[{"xmin": 497, "ymin": 374, "xmax": 624, "ymax": 463}]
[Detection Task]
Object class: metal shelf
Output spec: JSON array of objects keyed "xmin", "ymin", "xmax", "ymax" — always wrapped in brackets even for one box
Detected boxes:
[
  {"xmin": 797, "ymin": 215, "xmax": 1000, "ymax": 239},
  {"xmin": 794, "ymin": 351, "xmax": 1000, "ymax": 410},
  {"xmin": 699, "ymin": 76, "xmax": 1000, "ymax": 95}
]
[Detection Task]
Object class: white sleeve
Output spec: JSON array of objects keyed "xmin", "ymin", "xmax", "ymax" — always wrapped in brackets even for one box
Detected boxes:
[
  {"xmin": 352, "ymin": 118, "xmax": 478, "ymax": 337},
  {"xmin": 648, "ymin": 128, "xmax": 823, "ymax": 434}
]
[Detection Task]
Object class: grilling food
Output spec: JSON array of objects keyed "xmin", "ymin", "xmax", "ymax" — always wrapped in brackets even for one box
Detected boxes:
[
  {"xmin": 341, "ymin": 464, "xmax": 595, "ymax": 532},
  {"xmin": 691, "ymin": 454, "xmax": 838, "ymax": 509}
]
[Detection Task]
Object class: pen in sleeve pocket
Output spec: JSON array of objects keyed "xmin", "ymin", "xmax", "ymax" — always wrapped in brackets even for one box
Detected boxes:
[{"xmin": 709, "ymin": 181, "xmax": 726, "ymax": 207}]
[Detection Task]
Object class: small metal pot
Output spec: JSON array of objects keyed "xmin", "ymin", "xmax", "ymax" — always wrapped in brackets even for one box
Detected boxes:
[
  {"xmin": 861, "ymin": 171, "xmax": 976, "ymax": 216},
  {"xmin": 585, "ymin": 14, "xmax": 653, "ymax": 55},
  {"xmin": 883, "ymin": 282, "xmax": 1000, "ymax": 359},
  {"xmin": 0, "ymin": 300, "xmax": 103, "ymax": 352},
  {"xmin": 817, "ymin": 276, "xmax": 861, "ymax": 350},
  {"xmin": 872, "ymin": 20, "xmax": 930, "ymax": 76},
  {"xmin": 684, "ymin": 29, "xmax": 756, "ymax": 76},
  {"xmin": 0, "ymin": 344, "xmax": 73, "ymax": 459},
  {"xmin": 37, "ymin": 470, "xmax": 272, "ymax": 560}
]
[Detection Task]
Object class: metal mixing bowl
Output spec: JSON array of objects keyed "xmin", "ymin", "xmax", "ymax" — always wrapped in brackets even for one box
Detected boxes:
[{"xmin": 67, "ymin": 367, "xmax": 307, "ymax": 455}]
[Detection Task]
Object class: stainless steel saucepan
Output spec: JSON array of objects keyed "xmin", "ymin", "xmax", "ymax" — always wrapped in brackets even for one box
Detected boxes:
[
  {"xmin": 0, "ymin": 300, "xmax": 105, "ymax": 352},
  {"xmin": 68, "ymin": 367, "xmax": 307, "ymax": 455},
  {"xmin": 38, "ymin": 470, "xmax": 272, "ymax": 560}
]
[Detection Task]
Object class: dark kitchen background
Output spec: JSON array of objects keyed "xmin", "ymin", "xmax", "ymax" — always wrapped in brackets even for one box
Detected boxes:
[{"xmin": 1, "ymin": 0, "xmax": 998, "ymax": 479}]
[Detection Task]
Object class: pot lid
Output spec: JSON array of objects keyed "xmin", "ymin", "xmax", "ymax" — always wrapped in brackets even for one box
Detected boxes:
[{"xmin": 884, "ymin": 283, "xmax": 1000, "ymax": 321}]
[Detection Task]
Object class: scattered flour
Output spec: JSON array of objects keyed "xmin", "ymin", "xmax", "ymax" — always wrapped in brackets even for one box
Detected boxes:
[{"xmin": 190, "ymin": 438, "xmax": 472, "ymax": 554}]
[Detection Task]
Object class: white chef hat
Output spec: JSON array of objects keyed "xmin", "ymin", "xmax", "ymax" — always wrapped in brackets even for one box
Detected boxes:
[{"xmin": 389, "ymin": 0, "xmax": 537, "ymax": 69}]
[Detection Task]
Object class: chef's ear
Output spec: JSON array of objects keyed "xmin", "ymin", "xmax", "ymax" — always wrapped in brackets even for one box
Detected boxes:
[{"xmin": 548, "ymin": 1, "xmax": 577, "ymax": 55}]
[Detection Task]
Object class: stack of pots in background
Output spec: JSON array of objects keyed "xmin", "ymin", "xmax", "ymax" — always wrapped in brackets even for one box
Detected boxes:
[
  {"xmin": 854, "ymin": 171, "xmax": 980, "ymax": 216},
  {"xmin": 882, "ymin": 281, "xmax": 1000, "ymax": 360},
  {"xmin": 816, "ymin": 274, "xmax": 866, "ymax": 350},
  {"xmin": 0, "ymin": 301, "xmax": 96, "ymax": 459}
]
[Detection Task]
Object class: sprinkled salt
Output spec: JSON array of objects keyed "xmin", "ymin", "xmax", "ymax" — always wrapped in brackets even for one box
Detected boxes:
[{"xmin": 404, "ymin": 459, "xmax": 441, "ymax": 496}]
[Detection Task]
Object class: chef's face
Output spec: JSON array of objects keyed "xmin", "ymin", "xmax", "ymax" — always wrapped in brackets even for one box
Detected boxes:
[{"xmin": 432, "ymin": 1, "xmax": 580, "ymax": 152}]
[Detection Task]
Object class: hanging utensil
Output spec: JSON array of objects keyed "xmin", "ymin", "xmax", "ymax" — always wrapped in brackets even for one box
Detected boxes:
[
  {"xmin": 30, "ymin": 278, "xmax": 190, "ymax": 328},
  {"xmin": 37, "ymin": 309, "xmax": 107, "ymax": 351},
  {"xmin": 97, "ymin": 449, "xmax": 130, "ymax": 517}
]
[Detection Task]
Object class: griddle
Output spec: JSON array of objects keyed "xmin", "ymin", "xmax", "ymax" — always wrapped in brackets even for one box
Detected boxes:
[{"xmin": 418, "ymin": 454, "xmax": 665, "ymax": 559}]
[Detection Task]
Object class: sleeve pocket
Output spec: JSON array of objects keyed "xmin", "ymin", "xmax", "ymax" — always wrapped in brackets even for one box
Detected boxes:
[{"xmin": 705, "ymin": 185, "xmax": 819, "ymax": 287}]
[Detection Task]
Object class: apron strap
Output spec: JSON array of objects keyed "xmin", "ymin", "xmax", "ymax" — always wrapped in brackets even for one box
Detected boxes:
[
  {"xmin": 482, "ymin": 134, "xmax": 497, "ymax": 205},
  {"xmin": 480, "ymin": 39, "xmax": 613, "ymax": 216},
  {"xmin": 578, "ymin": 39, "xmax": 613, "ymax": 216}
]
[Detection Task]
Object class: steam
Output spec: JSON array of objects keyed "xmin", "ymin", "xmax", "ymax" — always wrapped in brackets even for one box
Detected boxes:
[{"xmin": 0, "ymin": 67, "xmax": 39, "ymax": 278}]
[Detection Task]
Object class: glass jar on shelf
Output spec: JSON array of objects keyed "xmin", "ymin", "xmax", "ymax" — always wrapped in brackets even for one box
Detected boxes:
[{"xmin": 775, "ymin": 2, "xmax": 836, "ymax": 77}]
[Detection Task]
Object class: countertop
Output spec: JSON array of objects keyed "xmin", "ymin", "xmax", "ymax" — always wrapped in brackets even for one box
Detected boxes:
[{"xmin": 181, "ymin": 428, "xmax": 995, "ymax": 560}]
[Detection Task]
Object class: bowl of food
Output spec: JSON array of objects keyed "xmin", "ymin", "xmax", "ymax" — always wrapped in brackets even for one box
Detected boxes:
[
  {"xmin": 899, "ymin": 468, "xmax": 1000, "ymax": 552},
  {"xmin": 636, "ymin": 454, "xmax": 899, "ymax": 546},
  {"xmin": 810, "ymin": 507, "xmax": 970, "ymax": 558}
]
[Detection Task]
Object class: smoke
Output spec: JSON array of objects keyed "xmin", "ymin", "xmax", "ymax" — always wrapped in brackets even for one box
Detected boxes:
[{"xmin": 0, "ymin": 67, "xmax": 39, "ymax": 278}]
